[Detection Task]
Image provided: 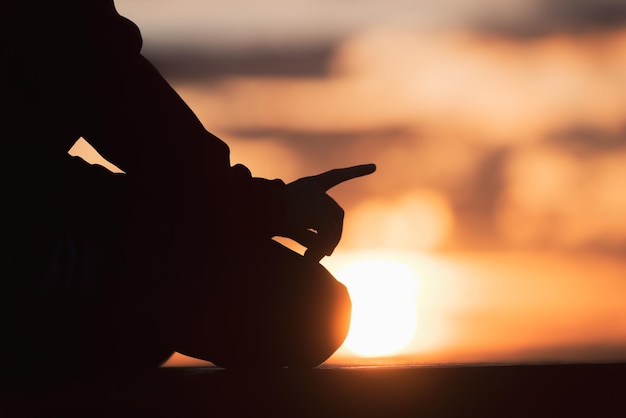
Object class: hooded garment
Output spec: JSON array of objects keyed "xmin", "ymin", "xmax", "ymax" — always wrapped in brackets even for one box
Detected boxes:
[{"xmin": 0, "ymin": 0, "xmax": 288, "ymax": 374}]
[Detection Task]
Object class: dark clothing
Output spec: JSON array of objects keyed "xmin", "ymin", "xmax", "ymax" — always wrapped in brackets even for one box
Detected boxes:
[{"xmin": 1, "ymin": 0, "xmax": 350, "ymax": 380}]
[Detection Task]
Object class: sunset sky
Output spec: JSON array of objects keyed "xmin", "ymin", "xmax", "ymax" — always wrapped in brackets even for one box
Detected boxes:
[{"xmin": 74, "ymin": 0, "xmax": 626, "ymax": 366}]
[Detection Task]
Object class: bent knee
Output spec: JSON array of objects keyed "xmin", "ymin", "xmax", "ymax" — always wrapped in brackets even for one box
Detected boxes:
[
  {"xmin": 208, "ymin": 268, "xmax": 352, "ymax": 369},
  {"xmin": 287, "ymin": 277, "xmax": 351, "ymax": 368}
]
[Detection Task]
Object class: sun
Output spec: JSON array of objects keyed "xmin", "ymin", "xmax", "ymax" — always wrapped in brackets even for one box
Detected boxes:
[{"xmin": 325, "ymin": 254, "xmax": 420, "ymax": 357}]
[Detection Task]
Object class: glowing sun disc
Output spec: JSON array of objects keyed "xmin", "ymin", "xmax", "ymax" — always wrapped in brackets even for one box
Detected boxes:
[{"xmin": 331, "ymin": 256, "xmax": 420, "ymax": 357}]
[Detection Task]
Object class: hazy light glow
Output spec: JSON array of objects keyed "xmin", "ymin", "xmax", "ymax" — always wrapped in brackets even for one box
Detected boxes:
[
  {"xmin": 344, "ymin": 191, "xmax": 455, "ymax": 252},
  {"xmin": 326, "ymin": 254, "xmax": 420, "ymax": 357}
]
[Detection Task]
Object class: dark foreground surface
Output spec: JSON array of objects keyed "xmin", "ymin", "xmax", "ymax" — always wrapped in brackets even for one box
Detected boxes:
[{"xmin": 2, "ymin": 362, "xmax": 625, "ymax": 417}]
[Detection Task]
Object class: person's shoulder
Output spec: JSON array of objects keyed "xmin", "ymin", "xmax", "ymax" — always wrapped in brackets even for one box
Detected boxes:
[{"xmin": 1, "ymin": 0, "xmax": 139, "ymax": 52}]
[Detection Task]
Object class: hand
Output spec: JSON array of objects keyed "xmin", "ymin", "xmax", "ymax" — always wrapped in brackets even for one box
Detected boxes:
[{"xmin": 278, "ymin": 164, "xmax": 376, "ymax": 262}]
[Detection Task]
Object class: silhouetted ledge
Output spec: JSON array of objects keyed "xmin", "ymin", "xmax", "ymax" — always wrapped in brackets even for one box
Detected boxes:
[{"xmin": 2, "ymin": 363, "xmax": 625, "ymax": 417}]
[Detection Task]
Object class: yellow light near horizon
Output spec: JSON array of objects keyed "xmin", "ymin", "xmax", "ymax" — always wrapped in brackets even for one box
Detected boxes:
[{"xmin": 330, "ymin": 256, "xmax": 420, "ymax": 357}]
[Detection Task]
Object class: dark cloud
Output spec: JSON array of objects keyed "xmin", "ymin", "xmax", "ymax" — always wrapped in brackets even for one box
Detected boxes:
[
  {"xmin": 546, "ymin": 0, "xmax": 626, "ymax": 31},
  {"xmin": 226, "ymin": 126, "xmax": 410, "ymax": 166},
  {"xmin": 143, "ymin": 43, "xmax": 336, "ymax": 81},
  {"xmin": 475, "ymin": 0, "xmax": 626, "ymax": 38},
  {"xmin": 548, "ymin": 123, "xmax": 626, "ymax": 156}
]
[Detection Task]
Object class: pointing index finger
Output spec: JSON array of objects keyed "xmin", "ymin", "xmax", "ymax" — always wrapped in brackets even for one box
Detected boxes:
[{"xmin": 313, "ymin": 164, "xmax": 376, "ymax": 191}]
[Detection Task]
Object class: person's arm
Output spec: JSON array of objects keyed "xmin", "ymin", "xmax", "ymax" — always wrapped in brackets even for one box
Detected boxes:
[{"xmin": 51, "ymin": 3, "xmax": 291, "ymax": 242}]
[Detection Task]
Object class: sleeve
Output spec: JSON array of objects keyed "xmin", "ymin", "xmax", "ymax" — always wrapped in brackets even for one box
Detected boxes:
[{"xmin": 229, "ymin": 165, "xmax": 287, "ymax": 238}]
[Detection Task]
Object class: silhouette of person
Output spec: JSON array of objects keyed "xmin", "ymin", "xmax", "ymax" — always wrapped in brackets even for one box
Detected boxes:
[{"xmin": 1, "ymin": 1, "xmax": 375, "ymax": 379}]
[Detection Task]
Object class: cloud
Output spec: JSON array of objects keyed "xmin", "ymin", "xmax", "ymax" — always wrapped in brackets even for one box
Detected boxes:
[
  {"xmin": 143, "ymin": 44, "xmax": 335, "ymax": 81},
  {"xmin": 121, "ymin": 0, "xmax": 626, "ymax": 54},
  {"xmin": 189, "ymin": 28, "xmax": 626, "ymax": 147},
  {"xmin": 540, "ymin": 0, "xmax": 626, "ymax": 33},
  {"xmin": 472, "ymin": 0, "xmax": 626, "ymax": 37}
]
